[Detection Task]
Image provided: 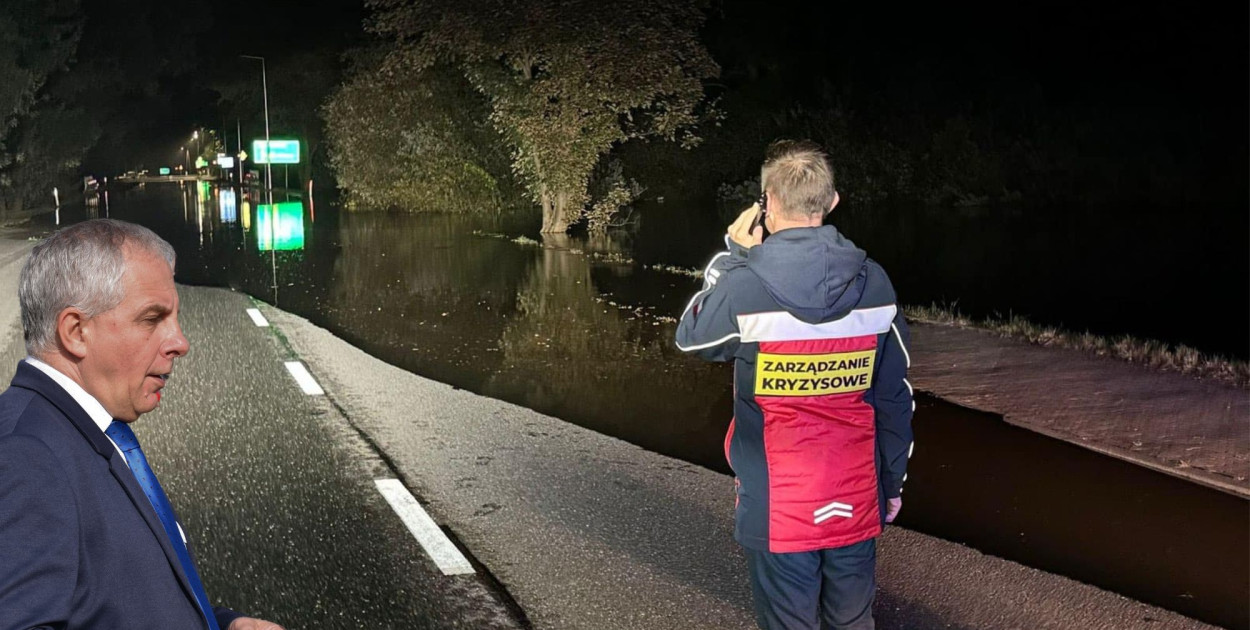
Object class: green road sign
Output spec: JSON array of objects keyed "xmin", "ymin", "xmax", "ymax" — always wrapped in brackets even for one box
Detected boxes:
[
  {"xmin": 159, "ymin": 167, "xmax": 171, "ymax": 175},
  {"xmin": 195, "ymin": 156, "xmax": 207, "ymax": 169},
  {"xmin": 251, "ymin": 139, "xmax": 300, "ymax": 164}
]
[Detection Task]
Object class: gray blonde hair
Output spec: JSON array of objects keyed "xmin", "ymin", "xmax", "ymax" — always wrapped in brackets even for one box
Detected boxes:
[
  {"xmin": 760, "ymin": 139, "xmax": 837, "ymax": 219},
  {"xmin": 20, "ymin": 219, "xmax": 176, "ymax": 356}
]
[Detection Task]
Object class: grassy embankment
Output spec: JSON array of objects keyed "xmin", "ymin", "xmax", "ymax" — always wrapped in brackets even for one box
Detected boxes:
[{"xmin": 903, "ymin": 304, "xmax": 1249, "ymax": 387}]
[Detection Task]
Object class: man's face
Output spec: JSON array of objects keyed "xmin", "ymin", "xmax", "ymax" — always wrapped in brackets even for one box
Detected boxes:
[{"xmin": 78, "ymin": 246, "xmax": 189, "ymax": 422}]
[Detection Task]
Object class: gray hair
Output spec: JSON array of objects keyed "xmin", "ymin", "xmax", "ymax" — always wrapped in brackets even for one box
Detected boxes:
[
  {"xmin": 20, "ymin": 219, "xmax": 176, "ymax": 356},
  {"xmin": 760, "ymin": 139, "xmax": 837, "ymax": 219}
]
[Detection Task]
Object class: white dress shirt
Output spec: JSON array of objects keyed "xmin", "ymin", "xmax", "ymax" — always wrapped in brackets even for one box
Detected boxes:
[{"xmin": 25, "ymin": 356, "xmax": 129, "ymax": 466}]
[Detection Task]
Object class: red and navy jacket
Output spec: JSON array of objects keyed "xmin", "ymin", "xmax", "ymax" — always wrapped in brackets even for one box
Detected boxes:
[{"xmin": 676, "ymin": 226, "xmax": 914, "ymax": 553}]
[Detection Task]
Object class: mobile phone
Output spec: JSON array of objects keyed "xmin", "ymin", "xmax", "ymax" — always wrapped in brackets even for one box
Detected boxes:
[{"xmin": 749, "ymin": 191, "xmax": 769, "ymax": 240}]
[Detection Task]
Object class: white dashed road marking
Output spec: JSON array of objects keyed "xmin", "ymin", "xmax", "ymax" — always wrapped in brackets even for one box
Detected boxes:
[
  {"xmin": 268, "ymin": 319, "xmax": 474, "ymax": 578},
  {"xmin": 284, "ymin": 361, "xmax": 325, "ymax": 396},
  {"xmin": 375, "ymin": 479, "xmax": 475, "ymax": 576},
  {"xmin": 246, "ymin": 308, "xmax": 270, "ymax": 327}
]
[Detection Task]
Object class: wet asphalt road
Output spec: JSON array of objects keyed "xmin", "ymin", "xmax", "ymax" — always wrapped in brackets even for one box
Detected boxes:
[{"xmin": 140, "ymin": 287, "xmax": 524, "ymax": 628}]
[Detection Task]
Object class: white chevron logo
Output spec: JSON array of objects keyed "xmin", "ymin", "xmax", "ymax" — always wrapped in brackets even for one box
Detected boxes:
[{"xmin": 814, "ymin": 501, "xmax": 853, "ymax": 524}]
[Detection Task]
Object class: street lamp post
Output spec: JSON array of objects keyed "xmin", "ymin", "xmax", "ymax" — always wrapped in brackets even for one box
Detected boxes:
[
  {"xmin": 236, "ymin": 119, "xmax": 243, "ymax": 186},
  {"xmin": 242, "ymin": 54, "xmax": 277, "ymax": 303},
  {"xmin": 192, "ymin": 130, "xmax": 200, "ymax": 173},
  {"xmin": 240, "ymin": 55, "xmax": 272, "ymax": 195}
]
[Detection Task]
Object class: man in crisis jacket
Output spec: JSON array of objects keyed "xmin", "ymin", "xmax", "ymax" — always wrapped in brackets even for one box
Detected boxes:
[{"xmin": 676, "ymin": 140, "xmax": 914, "ymax": 630}]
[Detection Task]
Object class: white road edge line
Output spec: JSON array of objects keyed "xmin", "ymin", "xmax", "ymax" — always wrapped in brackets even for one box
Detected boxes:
[
  {"xmin": 246, "ymin": 308, "xmax": 270, "ymax": 327},
  {"xmin": 374, "ymin": 479, "xmax": 475, "ymax": 576},
  {"xmin": 283, "ymin": 361, "xmax": 325, "ymax": 396}
]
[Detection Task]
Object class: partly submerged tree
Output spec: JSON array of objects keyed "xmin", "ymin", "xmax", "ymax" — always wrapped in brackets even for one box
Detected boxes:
[{"xmin": 366, "ymin": 0, "xmax": 719, "ymax": 233}]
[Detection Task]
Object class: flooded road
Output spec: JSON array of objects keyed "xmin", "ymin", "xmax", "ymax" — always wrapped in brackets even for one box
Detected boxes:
[{"xmin": 55, "ymin": 183, "xmax": 1248, "ymax": 628}]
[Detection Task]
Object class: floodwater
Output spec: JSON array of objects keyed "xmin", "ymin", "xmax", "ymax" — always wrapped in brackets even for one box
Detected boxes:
[{"xmin": 55, "ymin": 183, "xmax": 1248, "ymax": 628}]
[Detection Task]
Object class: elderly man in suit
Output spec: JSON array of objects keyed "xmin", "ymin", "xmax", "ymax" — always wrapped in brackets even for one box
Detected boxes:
[{"xmin": 0, "ymin": 219, "xmax": 282, "ymax": 629}]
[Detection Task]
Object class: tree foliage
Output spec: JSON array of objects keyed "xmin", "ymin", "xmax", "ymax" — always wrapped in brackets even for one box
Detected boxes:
[
  {"xmin": 0, "ymin": 0, "xmax": 215, "ymax": 216},
  {"xmin": 323, "ymin": 56, "xmax": 513, "ymax": 212},
  {"xmin": 365, "ymin": 0, "xmax": 718, "ymax": 232},
  {"xmin": 70, "ymin": 0, "xmax": 213, "ymax": 174},
  {"xmin": 0, "ymin": 0, "xmax": 80, "ymax": 134},
  {"xmin": 0, "ymin": 0, "xmax": 83, "ymax": 214}
]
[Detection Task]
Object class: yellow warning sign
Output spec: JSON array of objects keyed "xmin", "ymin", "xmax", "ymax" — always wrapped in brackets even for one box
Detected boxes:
[{"xmin": 755, "ymin": 350, "xmax": 875, "ymax": 396}]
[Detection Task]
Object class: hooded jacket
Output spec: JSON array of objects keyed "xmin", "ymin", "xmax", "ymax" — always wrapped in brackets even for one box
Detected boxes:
[{"xmin": 676, "ymin": 225, "xmax": 914, "ymax": 553}]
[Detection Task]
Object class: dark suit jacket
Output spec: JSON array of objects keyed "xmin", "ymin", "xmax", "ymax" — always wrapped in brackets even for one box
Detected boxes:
[{"xmin": 0, "ymin": 361, "xmax": 243, "ymax": 629}]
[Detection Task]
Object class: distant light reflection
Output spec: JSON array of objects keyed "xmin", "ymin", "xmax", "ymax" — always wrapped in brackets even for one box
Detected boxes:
[{"xmin": 219, "ymin": 188, "xmax": 238, "ymax": 223}]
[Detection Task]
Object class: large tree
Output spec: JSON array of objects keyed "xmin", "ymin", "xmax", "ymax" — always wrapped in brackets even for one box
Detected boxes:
[
  {"xmin": 366, "ymin": 0, "xmax": 718, "ymax": 233},
  {"xmin": 0, "ymin": 0, "xmax": 216, "ymax": 216},
  {"xmin": 0, "ymin": 0, "xmax": 83, "ymax": 215}
]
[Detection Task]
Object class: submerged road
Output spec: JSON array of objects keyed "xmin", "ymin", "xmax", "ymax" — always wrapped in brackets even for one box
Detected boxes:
[{"xmin": 0, "ymin": 227, "xmax": 1226, "ymax": 629}]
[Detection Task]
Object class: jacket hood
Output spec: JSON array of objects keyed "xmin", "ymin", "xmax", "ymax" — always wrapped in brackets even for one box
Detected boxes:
[{"xmin": 746, "ymin": 225, "xmax": 868, "ymax": 324}]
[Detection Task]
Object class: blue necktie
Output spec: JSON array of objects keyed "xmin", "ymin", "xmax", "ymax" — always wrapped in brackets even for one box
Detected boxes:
[{"xmin": 106, "ymin": 421, "xmax": 220, "ymax": 630}]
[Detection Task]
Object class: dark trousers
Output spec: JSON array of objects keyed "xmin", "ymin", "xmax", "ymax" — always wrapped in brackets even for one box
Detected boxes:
[{"xmin": 744, "ymin": 538, "xmax": 876, "ymax": 630}]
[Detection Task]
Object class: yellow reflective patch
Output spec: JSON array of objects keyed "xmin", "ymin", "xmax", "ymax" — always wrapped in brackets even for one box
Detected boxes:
[{"xmin": 755, "ymin": 350, "xmax": 875, "ymax": 397}]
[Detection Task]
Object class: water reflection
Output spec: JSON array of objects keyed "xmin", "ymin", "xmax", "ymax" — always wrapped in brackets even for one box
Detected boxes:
[
  {"xmin": 484, "ymin": 235, "xmax": 729, "ymax": 461},
  {"xmin": 219, "ymin": 189, "xmax": 237, "ymax": 224},
  {"xmin": 194, "ymin": 181, "xmax": 210, "ymax": 243},
  {"xmin": 125, "ymin": 189, "xmax": 733, "ymax": 467},
  {"xmin": 257, "ymin": 202, "xmax": 305, "ymax": 251},
  {"xmin": 322, "ymin": 212, "xmax": 536, "ymax": 390}
]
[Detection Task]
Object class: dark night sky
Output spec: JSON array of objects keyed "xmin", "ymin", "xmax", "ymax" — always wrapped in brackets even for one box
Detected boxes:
[
  {"xmin": 711, "ymin": 1, "xmax": 1246, "ymax": 133},
  {"xmin": 195, "ymin": 0, "xmax": 365, "ymax": 63},
  {"xmin": 79, "ymin": 0, "xmax": 1247, "ymax": 207},
  {"xmin": 79, "ymin": 0, "xmax": 366, "ymax": 173}
]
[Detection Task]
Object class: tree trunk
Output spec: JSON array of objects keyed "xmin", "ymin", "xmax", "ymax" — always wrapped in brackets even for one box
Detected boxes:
[
  {"xmin": 0, "ymin": 194, "xmax": 23, "ymax": 220},
  {"xmin": 540, "ymin": 189, "xmax": 575, "ymax": 234},
  {"xmin": 540, "ymin": 191, "xmax": 557, "ymax": 233}
]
